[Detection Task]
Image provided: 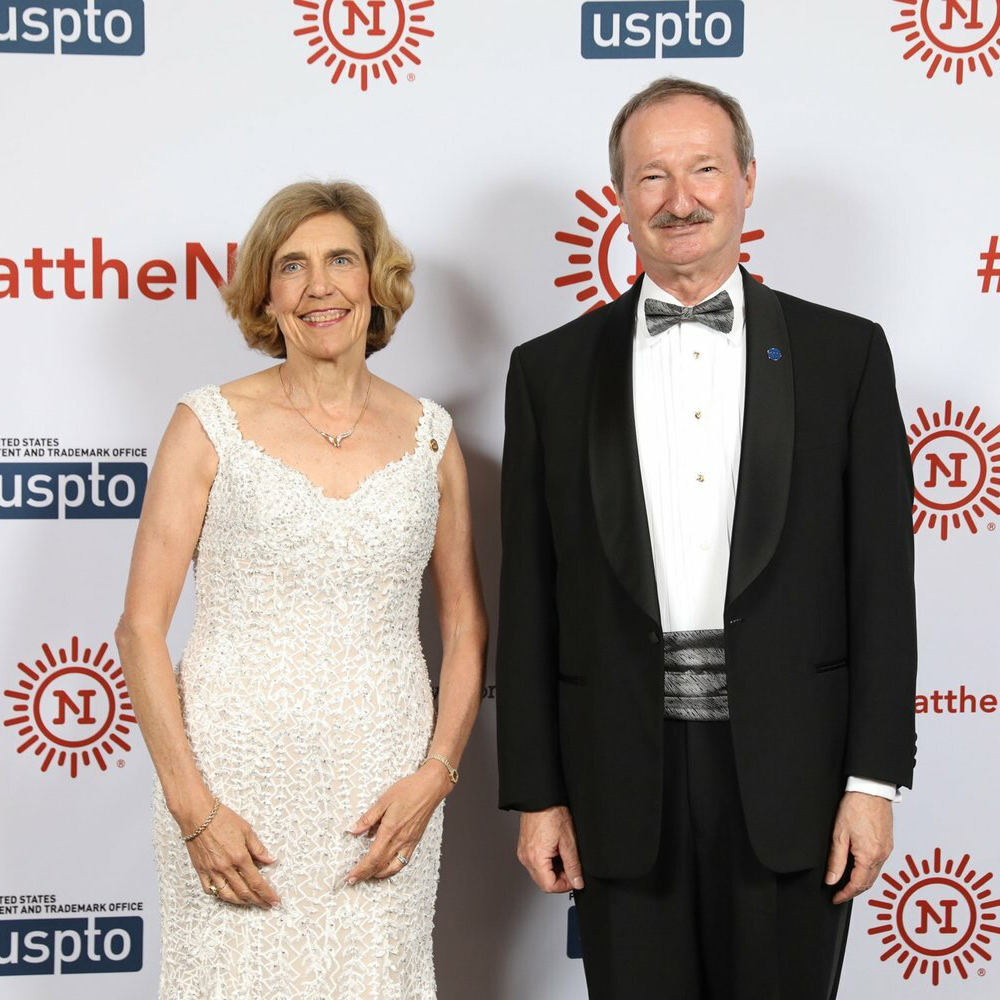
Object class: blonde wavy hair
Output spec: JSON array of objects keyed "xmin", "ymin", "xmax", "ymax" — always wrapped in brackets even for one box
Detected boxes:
[{"xmin": 221, "ymin": 181, "xmax": 414, "ymax": 358}]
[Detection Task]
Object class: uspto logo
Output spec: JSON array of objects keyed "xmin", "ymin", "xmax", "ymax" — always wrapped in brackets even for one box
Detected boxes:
[
  {"xmin": 294, "ymin": 0, "xmax": 435, "ymax": 90},
  {"xmin": 908, "ymin": 401, "xmax": 1000, "ymax": 539},
  {"xmin": 581, "ymin": 1, "xmax": 746, "ymax": 60},
  {"xmin": 893, "ymin": 0, "xmax": 1000, "ymax": 84},
  {"xmin": 0, "ymin": 462, "xmax": 147, "ymax": 520},
  {"xmin": 0, "ymin": 1, "xmax": 145, "ymax": 57},
  {"xmin": 553, "ymin": 184, "xmax": 763, "ymax": 315},
  {"xmin": 3, "ymin": 638, "xmax": 135, "ymax": 777},
  {"xmin": 869, "ymin": 849, "xmax": 1000, "ymax": 984}
]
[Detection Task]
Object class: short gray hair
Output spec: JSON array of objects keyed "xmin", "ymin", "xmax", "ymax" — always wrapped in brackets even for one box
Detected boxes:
[{"xmin": 609, "ymin": 77, "xmax": 754, "ymax": 190}]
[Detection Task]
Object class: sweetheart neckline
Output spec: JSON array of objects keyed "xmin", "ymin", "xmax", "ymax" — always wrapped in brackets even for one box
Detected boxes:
[{"xmin": 212, "ymin": 386, "xmax": 431, "ymax": 503}]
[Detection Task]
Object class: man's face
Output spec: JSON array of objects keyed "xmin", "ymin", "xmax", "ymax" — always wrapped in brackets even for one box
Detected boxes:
[{"xmin": 616, "ymin": 95, "xmax": 756, "ymax": 280}]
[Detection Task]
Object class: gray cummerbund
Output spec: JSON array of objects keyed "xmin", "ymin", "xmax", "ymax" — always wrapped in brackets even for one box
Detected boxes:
[{"xmin": 663, "ymin": 628, "xmax": 729, "ymax": 722}]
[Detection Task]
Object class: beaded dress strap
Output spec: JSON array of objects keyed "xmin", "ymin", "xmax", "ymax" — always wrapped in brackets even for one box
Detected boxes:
[
  {"xmin": 177, "ymin": 385, "xmax": 240, "ymax": 457},
  {"xmin": 416, "ymin": 398, "xmax": 453, "ymax": 466}
]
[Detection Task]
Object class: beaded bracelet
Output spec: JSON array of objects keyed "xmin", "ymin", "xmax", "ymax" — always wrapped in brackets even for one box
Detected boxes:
[{"xmin": 180, "ymin": 797, "xmax": 221, "ymax": 843}]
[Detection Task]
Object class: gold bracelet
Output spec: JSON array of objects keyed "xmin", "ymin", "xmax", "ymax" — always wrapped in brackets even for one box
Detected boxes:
[
  {"xmin": 423, "ymin": 754, "xmax": 459, "ymax": 785},
  {"xmin": 180, "ymin": 797, "xmax": 221, "ymax": 843}
]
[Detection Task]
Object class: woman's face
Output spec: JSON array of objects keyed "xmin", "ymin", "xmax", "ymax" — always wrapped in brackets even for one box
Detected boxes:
[{"xmin": 266, "ymin": 212, "xmax": 372, "ymax": 363}]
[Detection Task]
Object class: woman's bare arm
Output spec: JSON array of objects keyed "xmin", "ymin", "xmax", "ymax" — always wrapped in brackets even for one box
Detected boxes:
[
  {"xmin": 116, "ymin": 403, "xmax": 217, "ymax": 824},
  {"xmin": 425, "ymin": 430, "xmax": 489, "ymax": 775},
  {"xmin": 115, "ymin": 403, "xmax": 279, "ymax": 908}
]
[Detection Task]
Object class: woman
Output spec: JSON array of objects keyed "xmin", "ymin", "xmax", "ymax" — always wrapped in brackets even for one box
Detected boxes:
[{"xmin": 116, "ymin": 181, "xmax": 488, "ymax": 999}]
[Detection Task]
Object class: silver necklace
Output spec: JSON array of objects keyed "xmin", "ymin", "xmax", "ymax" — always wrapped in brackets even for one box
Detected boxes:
[{"xmin": 278, "ymin": 363, "xmax": 373, "ymax": 449}]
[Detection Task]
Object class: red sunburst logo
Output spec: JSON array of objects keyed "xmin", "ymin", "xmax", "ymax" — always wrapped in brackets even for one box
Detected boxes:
[
  {"xmin": 553, "ymin": 185, "xmax": 764, "ymax": 316},
  {"xmin": 892, "ymin": 0, "xmax": 1000, "ymax": 84},
  {"xmin": 869, "ymin": 849, "xmax": 1000, "ymax": 984},
  {"xmin": 3, "ymin": 638, "xmax": 135, "ymax": 777},
  {"xmin": 294, "ymin": 0, "xmax": 435, "ymax": 91},
  {"xmin": 908, "ymin": 401, "xmax": 1000, "ymax": 539}
]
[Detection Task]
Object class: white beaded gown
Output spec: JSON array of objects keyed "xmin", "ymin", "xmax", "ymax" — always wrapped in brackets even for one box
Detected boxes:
[{"xmin": 152, "ymin": 385, "xmax": 452, "ymax": 1000}]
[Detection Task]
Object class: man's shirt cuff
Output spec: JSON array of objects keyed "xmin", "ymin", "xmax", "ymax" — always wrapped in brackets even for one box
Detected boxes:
[{"xmin": 846, "ymin": 775, "xmax": 901, "ymax": 802}]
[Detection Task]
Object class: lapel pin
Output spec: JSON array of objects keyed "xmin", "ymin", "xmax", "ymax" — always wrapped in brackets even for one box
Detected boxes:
[{"xmin": 767, "ymin": 347, "xmax": 782, "ymax": 361}]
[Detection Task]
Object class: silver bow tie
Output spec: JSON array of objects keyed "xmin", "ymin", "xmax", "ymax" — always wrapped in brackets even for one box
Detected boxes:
[{"xmin": 645, "ymin": 290, "xmax": 735, "ymax": 336}]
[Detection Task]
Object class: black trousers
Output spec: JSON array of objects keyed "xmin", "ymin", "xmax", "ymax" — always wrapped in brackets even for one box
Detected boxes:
[{"xmin": 574, "ymin": 720, "xmax": 852, "ymax": 1000}]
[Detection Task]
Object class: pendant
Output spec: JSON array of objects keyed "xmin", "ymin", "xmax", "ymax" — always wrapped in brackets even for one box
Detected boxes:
[{"xmin": 321, "ymin": 429, "xmax": 352, "ymax": 448}]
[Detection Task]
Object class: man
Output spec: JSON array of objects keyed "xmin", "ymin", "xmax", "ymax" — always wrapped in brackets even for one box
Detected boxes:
[{"xmin": 496, "ymin": 78, "xmax": 916, "ymax": 999}]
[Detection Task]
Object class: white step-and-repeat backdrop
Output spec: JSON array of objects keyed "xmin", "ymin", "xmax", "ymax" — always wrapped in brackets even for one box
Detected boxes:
[{"xmin": 2, "ymin": 1, "xmax": 999, "ymax": 997}]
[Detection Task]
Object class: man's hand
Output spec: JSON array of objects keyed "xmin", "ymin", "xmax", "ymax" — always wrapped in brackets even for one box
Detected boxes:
[
  {"xmin": 517, "ymin": 805, "xmax": 585, "ymax": 893},
  {"xmin": 826, "ymin": 791, "xmax": 894, "ymax": 905}
]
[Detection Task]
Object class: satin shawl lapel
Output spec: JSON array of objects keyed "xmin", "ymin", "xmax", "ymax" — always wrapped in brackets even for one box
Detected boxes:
[
  {"xmin": 725, "ymin": 267, "xmax": 795, "ymax": 609},
  {"xmin": 588, "ymin": 280, "xmax": 661, "ymax": 628}
]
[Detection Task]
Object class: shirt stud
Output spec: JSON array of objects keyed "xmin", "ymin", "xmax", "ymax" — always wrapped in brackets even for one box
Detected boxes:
[
  {"xmin": 696, "ymin": 474, "xmax": 705, "ymax": 482},
  {"xmin": 694, "ymin": 410, "xmax": 702, "ymax": 419},
  {"xmin": 430, "ymin": 439, "xmax": 439, "ymax": 452}
]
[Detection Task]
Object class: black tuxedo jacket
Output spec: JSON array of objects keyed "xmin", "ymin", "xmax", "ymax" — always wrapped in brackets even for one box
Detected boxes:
[{"xmin": 496, "ymin": 268, "xmax": 917, "ymax": 878}]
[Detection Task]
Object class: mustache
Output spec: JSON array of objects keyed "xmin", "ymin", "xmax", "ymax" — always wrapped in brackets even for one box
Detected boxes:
[{"xmin": 650, "ymin": 208, "xmax": 715, "ymax": 228}]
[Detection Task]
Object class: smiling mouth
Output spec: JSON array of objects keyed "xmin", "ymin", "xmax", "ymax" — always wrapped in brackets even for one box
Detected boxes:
[{"xmin": 299, "ymin": 309, "xmax": 349, "ymax": 327}]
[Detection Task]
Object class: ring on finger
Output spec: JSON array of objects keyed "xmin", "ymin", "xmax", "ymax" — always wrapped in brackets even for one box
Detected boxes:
[
  {"xmin": 395, "ymin": 853, "xmax": 410, "ymax": 867},
  {"xmin": 210, "ymin": 878, "xmax": 229, "ymax": 898}
]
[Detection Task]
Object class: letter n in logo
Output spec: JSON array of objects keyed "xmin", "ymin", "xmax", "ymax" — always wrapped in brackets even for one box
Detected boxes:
[
  {"xmin": 343, "ymin": 0, "xmax": 387, "ymax": 36},
  {"xmin": 52, "ymin": 688, "xmax": 98, "ymax": 726},
  {"xmin": 940, "ymin": 0, "xmax": 984, "ymax": 31},
  {"xmin": 923, "ymin": 452, "xmax": 968, "ymax": 489},
  {"xmin": 914, "ymin": 898, "xmax": 959, "ymax": 935}
]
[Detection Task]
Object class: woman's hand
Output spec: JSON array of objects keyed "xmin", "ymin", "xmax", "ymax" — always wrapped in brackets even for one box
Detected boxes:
[
  {"xmin": 180, "ymin": 800, "xmax": 281, "ymax": 909},
  {"xmin": 345, "ymin": 765, "xmax": 451, "ymax": 884}
]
